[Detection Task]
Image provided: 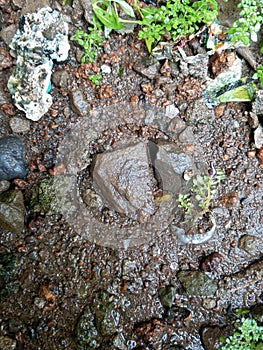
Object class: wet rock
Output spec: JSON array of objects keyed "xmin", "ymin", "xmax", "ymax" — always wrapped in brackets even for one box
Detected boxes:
[
  {"xmin": 158, "ymin": 285, "xmax": 176, "ymax": 308},
  {"xmin": 0, "ymin": 180, "xmax": 10, "ymax": 194},
  {"xmin": 0, "ymin": 251, "xmax": 19, "ymax": 296},
  {"xmin": 21, "ymin": 0, "xmax": 51, "ymax": 16},
  {"xmin": 177, "ymin": 271, "xmax": 218, "ymax": 296},
  {"xmin": 91, "ymin": 291, "xmax": 120, "ymax": 337},
  {"xmin": 93, "ymin": 142, "xmax": 155, "ymax": 223},
  {"xmin": 52, "ymin": 69, "xmax": 70, "ymax": 89},
  {"xmin": 0, "ymin": 190, "xmax": 25, "ymax": 233},
  {"xmin": 238, "ymin": 234, "xmax": 259, "ymax": 253},
  {"xmin": 30, "ymin": 177, "xmax": 58, "ymax": 215},
  {"xmin": 76, "ymin": 307, "xmax": 99, "ymax": 349},
  {"xmin": 200, "ymin": 325, "xmax": 233, "ymax": 350},
  {"xmin": 251, "ymin": 304, "xmax": 263, "ymax": 323},
  {"xmin": 9, "ymin": 116, "xmax": 30, "ymax": 133},
  {"xmin": 252, "ymin": 90, "xmax": 263, "ymax": 115},
  {"xmin": 150, "ymin": 140, "xmax": 198, "ymax": 196},
  {"xmin": 0, "ymin": 336, "xmax": 16, "ymax": 350},
  {"xmin": 0, "ymin": 24, "xmax": 17, "ymax": 47},
  {"xmin": 133, "ymin": 58, "xmax": 160, "ymax": 79},
  {"xmin": 70, "ymin": 90, "xmax": 89, "ymax": 115},
  {"xmin": 200, "ymin": 252, "xmax": 223, "ymax": 272},
  {"xmin": 254, "ymin": 125, "xmax": 263, "ymax": 149},
  {"xmin": 0, "ymin": 47, "xmax": 13, "ymax": 71},
  {"xmin": 0, "ymin": 136, "xmax": 27, "ymax": 181}
]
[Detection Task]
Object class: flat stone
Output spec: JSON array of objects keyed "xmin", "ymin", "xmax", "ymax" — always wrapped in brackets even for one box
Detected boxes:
[
  {"xmin": 0, "ymin": 180, "xmax": 10, "ymax": 194},
  {"xmin": 0, "ymin": 25, "xmax": 17, "ymax": 47},
  {"xmin": 149, "ymin": 140, "xmax": 198, "ymax": 195},
  {"xmin": 92, "ymin": 142, "xmax": 155, "ymax": 222},
  {"xmin": 70, "ymin": 90, "xmax": 89, "ymax": 116},
  {"xmin": 52, "ymin": 70, "xmax": 70, "ymax": 88},
  {"xmin": 177, "ymin": 270, "xmax": 218, "ymax": 296},
  {"xmin": 0, "ymin": 190, "xmax": 25, "ymax": 233},
  {"xmin": 9, "ymin": 116, "xmax": 30, "ymax": 133},
  {"xmin": 0, "ymin": 136, "xmax": 27, "ymax": 181}
]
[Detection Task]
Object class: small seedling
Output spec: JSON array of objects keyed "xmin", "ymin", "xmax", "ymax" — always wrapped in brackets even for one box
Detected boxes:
[
  {"xmin": 177, "ymin": 193, "xmax": 193, "ymax": 215},
  {"xmin": 219, "ymin": 317, "xmax": 263, "ymax": 350},
  {"xmin": 88, "ymin": 73, "xmax": 102, "ymax": 85},
  {"xmin": 70, "ymin": 20, "xmax": 103, "ymax": 63},
  {"xmin": 177, "ymin": 169, "xmax": 224, "ymax": 218}
]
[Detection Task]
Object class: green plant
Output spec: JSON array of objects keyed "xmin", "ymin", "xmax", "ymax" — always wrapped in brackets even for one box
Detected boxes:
[
  {"xmin": 219, "ymin": 317, "xmax": 263, "ymax": 350},
  {"xmin": 92, "ymin": 0, "xmax": 136, "ymax": 36},
  {"xmin": 70, "ymin": 19, "xmax": 104, "ymax": 63},
  {"xmin": 91, "ymin": 0, "xmax": 218, "ymax": 52},
  {"xmin": 135, "ymin": 0, "xmax": 218, "ymax": 52},
  {"xmin": 177, "ymin": 193, "xmax": 193, "ymax": 215},
  {"xmin": 177, "ymin": 169, "xmax": 224, "ymax": 217},
  {"xmin": 88, "ymin": 73, "xmax": 102, "ymax": 85},
  {"xmin": 253, "ymin": 65, "xmax": 263, "ymax": 87},
  {"xmin": 192, "ymin": 169, "xmax": 225, "ymax": 213},
  {"xmin": 228, "ymin": 0, "xmax": 263, "ymax": 46}
]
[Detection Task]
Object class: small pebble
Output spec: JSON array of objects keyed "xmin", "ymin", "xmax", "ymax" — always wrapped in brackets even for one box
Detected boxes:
[
  {"xmin": 100, "ymin": 64, "xmax": 111, "ymax": 74},
  {"xmin": 9, "ymin": 116, "xmax": 30, "ymax": 133},
  {"xmin": 246, "ymin": 150, "xmax": 256, "ymax": 159}
]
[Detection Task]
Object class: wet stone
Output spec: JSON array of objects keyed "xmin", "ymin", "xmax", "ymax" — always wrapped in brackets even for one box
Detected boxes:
[
  {"xmin": 91, "ymin": 291, "xmax": 120, "ymax": 337},
  {"xmin": 200, "ymin": 325, "xmax": 233, "ymax": 350},
  {"xmin": 0, "ymin": 190, "xmax": 25, "ymax": 233},
  {"xmin": 0, "ymin": 47, "xmax": 13, "ymax": 71},
  {"xmin": 112, "ymin": 333, "xmax": 127, "ymax": 350},
  {"xmin": 93, "ymin": 142, "xmax": 155, "ymax": 223},
  {"xmin": 251, "ymin": 304, "xmax": 263, "ymax": 323},
  {"xmin": 30, "ymin": 177, "xmax": 59, "ymax": 215},
  {"xmin": 0, "ymin": 336, "xmax": 16, "ymax": 350},
  {"xmin": 238, "ymin": 234, "xmax": 259, "ymax": 253},
  {"xmin": 76, "ymin": 307, "xmax": 99, "ymax": 349},
  {"xmin": 70, "ymin": 90, "xmax": 89, "ymax": 116},
  {"xmin": 0, "ymin": 136, "xmax": 27, "ymax": 181},
  {"xmin": 177, "ymin": 270, "xmax": 218, "ymax": 296},
  {"xmin": 158, "ymin": 285, "xmax": 176, "ymax": 308},
  {"xmin": 0, "ymin": 252, "xmax": 19, "ymax": 296},
  {"xmin": 52, "ymin": 69, "xmax": 70, "ymax": 88},
  {"xmin": 9, "ymin": 116, "xmax": 30, "ymax": 133},
  {"xmin": 0, "ymin": 180, "xmax": 10, "ymax": 194}
]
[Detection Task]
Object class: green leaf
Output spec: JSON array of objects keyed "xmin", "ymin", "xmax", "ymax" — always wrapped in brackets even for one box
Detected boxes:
[{"xmin": 112, "ymin": 0, "xmax": 135, "ymax": 17}]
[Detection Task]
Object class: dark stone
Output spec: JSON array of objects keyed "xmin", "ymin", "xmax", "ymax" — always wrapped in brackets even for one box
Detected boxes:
[
  {"xmin": 251, "ymin": 304, "xmax": 263, "ymax": 323},
  {"xmin": 0, "ymin": 251, "xmax": 19, "ymax": 297},
  {"xmin": 177, "ymin": 270, "xmax": 218, "ymax": 296},
  {"xmin": 200, "ymin": 325, "xmax": 233, "ymax": 350},
  {"xmin": 0, "ymin": 136, "xmax": 27, "ymax": 181},
  {"xmin": 0, "ymin": 190, "xmax": 25, "ymax": 233},
  {"xmin": 200, "ymin": 252, "xmax": 223, "ymax": 272},
  {"xmin": 75, "ymin": 307, "xmax": 99, "ymax": 349},
  {"xmin": 158, "ymin": 285, "xmax": 176, "ymax": 308},
  {"xmin": 0, "ymin": 180, "xmax": 10, "ymax": 194}
]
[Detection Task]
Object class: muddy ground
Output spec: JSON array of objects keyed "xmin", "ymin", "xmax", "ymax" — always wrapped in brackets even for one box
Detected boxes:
[{"xmin": 0, "ymin": 0, "xmax": 262, "ymax": 349}]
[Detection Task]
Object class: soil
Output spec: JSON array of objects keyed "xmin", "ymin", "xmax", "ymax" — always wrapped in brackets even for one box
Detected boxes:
[{"xmin": 0, "ymin": 0, "xmax": 263, "ymax": 349}]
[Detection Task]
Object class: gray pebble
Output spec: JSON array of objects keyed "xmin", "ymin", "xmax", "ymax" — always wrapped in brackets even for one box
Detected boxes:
[{"xmin": 9, "ymin": 116, "xmax": 30, "ymax": 133}]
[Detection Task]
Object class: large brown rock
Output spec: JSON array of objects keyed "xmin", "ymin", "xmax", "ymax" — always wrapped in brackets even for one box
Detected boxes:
[{"xmin": 92, "ymin": 142, "xmax": 155, "ymax": 222}]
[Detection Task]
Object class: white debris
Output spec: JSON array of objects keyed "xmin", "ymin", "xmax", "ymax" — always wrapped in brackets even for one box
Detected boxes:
[{"xmin": 8, "ymin": 7, "xmax": 70, "ymax": 121}]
